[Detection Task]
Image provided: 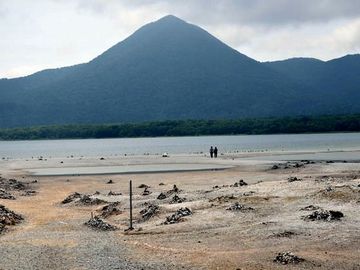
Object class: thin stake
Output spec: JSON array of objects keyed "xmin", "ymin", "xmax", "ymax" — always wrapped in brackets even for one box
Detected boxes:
[{"xmin": 129, "ymin": 180, "xmax": 134, "ymax": 230}]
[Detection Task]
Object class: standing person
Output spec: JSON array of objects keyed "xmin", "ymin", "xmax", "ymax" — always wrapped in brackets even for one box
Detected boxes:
[
  {"xmin": 210, "ymin": 146, "xmax": 214, "ymax": 158},
  {"xmin": 214, "ymin": 146, "xmax": 218, "ymax": 158}
]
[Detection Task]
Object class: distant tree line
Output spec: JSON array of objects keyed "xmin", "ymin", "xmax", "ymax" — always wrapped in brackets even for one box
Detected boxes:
[{"xmin": 1, "ymin": 114, "xmax": 360, "ymax": 140}]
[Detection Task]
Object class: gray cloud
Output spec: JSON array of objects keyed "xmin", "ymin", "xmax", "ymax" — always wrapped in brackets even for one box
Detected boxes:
[
  {"xmin": 0, "ymin": 0, "xmax": 359, "ymax": 78},
  {"xmin": 76, "ymin": 0, "xmax": 360, "ymax": 25}
]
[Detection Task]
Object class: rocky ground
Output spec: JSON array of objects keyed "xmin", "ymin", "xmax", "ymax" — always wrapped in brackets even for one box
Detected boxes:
[{"xmin": 0, "ymin": 154, "xmax": 359, "ymax": 269}]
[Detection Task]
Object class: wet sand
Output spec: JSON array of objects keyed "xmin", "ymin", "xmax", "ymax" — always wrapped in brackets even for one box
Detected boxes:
[{"xmin": 1, "ymin": 151, "xmax": 360, "ymax": 269}]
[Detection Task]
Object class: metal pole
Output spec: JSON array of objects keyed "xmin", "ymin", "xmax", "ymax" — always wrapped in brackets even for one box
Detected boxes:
[{"xmin": 129, "ymin": 180, "xmax": 134, "ymax": 230}]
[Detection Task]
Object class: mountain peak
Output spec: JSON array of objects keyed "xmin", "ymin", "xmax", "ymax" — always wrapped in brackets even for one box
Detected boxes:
[{"xmin": 156, "ymin": 15, "xmax": 186, "ymax": 24}]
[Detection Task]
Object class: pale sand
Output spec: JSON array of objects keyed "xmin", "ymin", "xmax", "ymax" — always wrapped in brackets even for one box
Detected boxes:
[{"xmin": 0, "ymin": 151, "xmax": 359, "ymax": 269}]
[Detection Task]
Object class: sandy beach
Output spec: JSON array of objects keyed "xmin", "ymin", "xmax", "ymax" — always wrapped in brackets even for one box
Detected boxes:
[{"xmin": 1, "ymin": 151, "xmax": 360, "ymax": 269}]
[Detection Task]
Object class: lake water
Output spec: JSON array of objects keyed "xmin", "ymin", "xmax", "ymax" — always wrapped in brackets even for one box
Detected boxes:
[{"xmin": 1, "ymin": 133, "xmax": 360, "ymax": 159}]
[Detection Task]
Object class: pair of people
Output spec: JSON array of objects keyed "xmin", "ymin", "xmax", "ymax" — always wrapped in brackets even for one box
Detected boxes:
[{"xmin": 209, "ymin": 146, "xmax": 218, "ymax": 158}]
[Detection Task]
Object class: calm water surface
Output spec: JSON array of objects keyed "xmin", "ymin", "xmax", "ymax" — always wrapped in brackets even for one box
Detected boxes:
[{"xmin": 1, "ymin": 133, "xmax": 360, "ymax": 159}]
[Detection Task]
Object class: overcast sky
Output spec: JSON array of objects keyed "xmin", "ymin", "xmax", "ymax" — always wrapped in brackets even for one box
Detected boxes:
[{"xmin": 1, "ymin": 0, "xmax": 359, "ymax": 78}]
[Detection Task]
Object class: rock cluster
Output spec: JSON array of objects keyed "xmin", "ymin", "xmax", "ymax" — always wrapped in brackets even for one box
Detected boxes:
[
  {"xmin": 84, "ymin": 216, "xmax": 117, "ymax": 231},
  {"xmin": 157, "ymin": 192, "xmax": 167, "ymax": 200},
  {"xmin": 0, "ymin": 177, "xmax": 26, "ymax": 190},
  {"xmin": 303, "ymin": 209, "xmax": 344, "ymax": 221},
  {"xmin": 169, "ymin": 194, "xmax": 186, "ymax": 204},
  {"xmin": 61, "ymin": 193, "xmax": 107, "ymax": 206},
  {"xmin": 61, "ymin": 192, "xmax": 82, "ymax": 204},
  {"xmin": 98, "ymin": 202, "xmax": 122, "ymax": 218},
  {"xmin": 288, "ymin": 176, "xmax": 302, "ymax": 182},
  {"xmin": 0, "ymin": 189, "xmax": 15, "ymax": 200},
  {"xmin": 163, "ymin": 207, "xmax": 192, "ymax": 225},
  {"xmin": 77, "ymin": 195, "xmax": 107, "ymax": 206},
  {"xmin": 274, "ymin": 252, "xmax": 305, "ymax": 264},
  {"xmin": 0, "ymin": 205, "xmax": 23, "ymax": 235},
  {"xmin": 0, "ymin": 177, "xmax": 36, "ymax": 200},
  {"xmin": 231, "ymin": 179, "xmax": 248, "ymax": 187},
  {"xmin": 226, "ymin": 203, "xmax": 254, "ymax": 212},
  {"xmin": 140, "ymin": 204, "xmax": 160, "ymax": 222}
]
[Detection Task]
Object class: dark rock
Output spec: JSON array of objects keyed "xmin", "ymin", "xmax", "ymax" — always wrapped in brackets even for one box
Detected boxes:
[
  {"xmin": 226, "ymin": 202, "xmax": 254, "ymax": 212},
  {"xmin": 169, "ymin": 194, "xmax": 186, "ymax": 204},
  {"xmin": 288, "ymin": 176, "xmax": 302, "ymax": 182},
  {"xmin": 140, "ymin": 204, "xmax": 160, "ymax": 222},
  {"xmin": 84, "ymin": 216, "xmax": 117, "ymax": 231},
  {"xmin": 243, "ymin": 191, "xmax": 255, "ymax": 196},
  {"xmin": 142, "ymin": 187, "xmax": 151, "ymax": 196},
  {"xmin": 106, "ymin": 180, "xmax": 114, "ymax": 184},
  {"xmin": 274, "ymin": 252, "xmax": 305, "ymax": 264},
  {"xmin": 232, "ymin": 179, "xmax": 248, "ymax": 187},
  {"xmin": 138, "ymin": 184, "xmax": 149, "ymax": 188},
  {"xmin": 303, "ymin": 209, "xmax": 344, "ymax": 221},
  {"xmin": 100, "ymin": 157, "xmax": 105, "ymax": 160},
  {"xmin": 93, "ymin": 191, "xmax": 101, "ymax": 195},
  {"xmin": 159, "ymin": 183, "xmax": 165, "ymax": 186},
  {"xmin": 163, "ymin": 207, "xmax": 192, "ymax": 225},
  {"xmin": 271, "ymin": 165, "xmax": 279, "ymax": 170},
  {"xmin": 157, "ymin": 192, "xmax": 167, "ymax": 200}
]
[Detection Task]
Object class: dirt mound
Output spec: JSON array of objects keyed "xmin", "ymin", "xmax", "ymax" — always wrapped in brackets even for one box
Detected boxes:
[
  {"xmin": 226, "ymin": 202, "xmax": 254, "ymax": 212},
  {"xmin": 77, "ymin": 195, "xmax": 107, "ymax": 206},
  {"xmin": 312, "ymin": 185, "xmax": 360, "ymax": 202},
  {"xmin": 62, "ymin": 193, "xmax": 107, "ymax": 206},
  {"xmin": 169, "ymin": 194, "xmax": 186, "ymax": 204},
  {"xmin": 0, "ymin": 177, "xmax": 26, "ymax": 191},
  {"xmin": 0, "ymin": 189, "xmax": 15, "ymax": 200},
  {"xmin": 0, "ymin": 205, "xmax": 23, "ymax": 227},
  {"xmin": 140, "ymin": 204, "xmax": 160, "ymax": 222},
  {"xmin": 61, "ymin": 192, "xmax": 82, "ymax": 204},
  {"xmin": 274, "ymin": 252, "xmax": 305, "ymax": 264},
  {"xmin": 163, "ymin": 207, "xmax": 192, "ymax": 225},
  {"xmin": 303, "ymin": 209, "xmax": 344, "ymax": 221},
  {"xmin": 84, "ymin": 216, "xmax": 117, "ymax": 231},
  {"xmin": 98, "ymin": 202, "xmax": 122, "ymax": 218}
]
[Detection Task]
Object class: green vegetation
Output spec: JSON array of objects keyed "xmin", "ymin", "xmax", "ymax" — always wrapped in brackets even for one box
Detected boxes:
[{"xmin": 1, "ymin": 114, "xmax": 360, "ymax": 140}]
